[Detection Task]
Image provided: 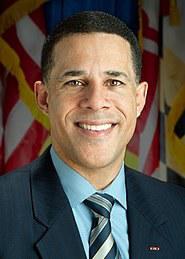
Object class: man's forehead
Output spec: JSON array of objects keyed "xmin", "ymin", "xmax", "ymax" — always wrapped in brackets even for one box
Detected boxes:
[
  {"xmin": 50, "ymin": 32, "xmax": 135, "ymax": 81},
  {"xmin": 53, "ymin": 32, "xmax": 131, "ymax": 51},
  {"xmin": 52, "ymin": 32, "xmax": 132, "ymax": 66}
]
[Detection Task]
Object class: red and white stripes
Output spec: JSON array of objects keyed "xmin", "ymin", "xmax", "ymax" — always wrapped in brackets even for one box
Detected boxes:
[
  {"xmin": 0, "ymin": 3, "xmax": 49, "ymax": 174},
  {"xmin": 139, "ymin": 0, "xmax": 160, "ymax": 175},
  {"xmin": 127, "ymin": 0, "xmax": 160, "ymax": 176}
]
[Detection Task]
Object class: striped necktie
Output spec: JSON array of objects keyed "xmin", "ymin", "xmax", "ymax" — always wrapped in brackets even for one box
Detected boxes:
[{"xmin": 84, "ymin": 193, "xmax": 121, "ymax": 259}]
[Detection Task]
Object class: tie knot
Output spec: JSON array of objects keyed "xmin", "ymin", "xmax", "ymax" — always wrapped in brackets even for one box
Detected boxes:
[{"xmin": 84, "ymin": 193, "xmax": 114, "ymax": 219}]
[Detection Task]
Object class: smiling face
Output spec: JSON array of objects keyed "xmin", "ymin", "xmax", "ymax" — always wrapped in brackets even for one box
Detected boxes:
[{"xmin": 35, "ymin": 33, "xmax": 147, "ymax": 185}]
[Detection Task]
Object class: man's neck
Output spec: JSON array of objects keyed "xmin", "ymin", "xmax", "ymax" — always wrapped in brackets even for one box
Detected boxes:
[
  {"xmin": 59, "ymin": 158, "xmax": 122, "ymax": 190},
  {"xmin": 52, "ymin": 145, "xmax": 124, "ymax": 190}
]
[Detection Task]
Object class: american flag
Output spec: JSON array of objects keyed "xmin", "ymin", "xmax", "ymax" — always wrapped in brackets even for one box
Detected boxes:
[
  {"xmin": 0, "ymin": 0, "xmax": 172, "ymax": 180},
  {"xmin": 126, "ymin": 0, "xmax": 161, "ymax": 177},
  {"xmin": 0, "ymin": 0, "xmax": 49, "ymax": 174}
]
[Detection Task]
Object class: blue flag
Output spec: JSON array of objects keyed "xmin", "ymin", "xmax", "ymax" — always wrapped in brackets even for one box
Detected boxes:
[{"xmin": 44, "ymin": 0, "xmax": 139, "ymax": 36}]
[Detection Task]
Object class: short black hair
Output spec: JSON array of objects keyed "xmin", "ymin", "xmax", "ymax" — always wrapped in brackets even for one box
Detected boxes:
[{"xmin": 41, "ymin": 11, "xmax": 142, "ymax": 83}]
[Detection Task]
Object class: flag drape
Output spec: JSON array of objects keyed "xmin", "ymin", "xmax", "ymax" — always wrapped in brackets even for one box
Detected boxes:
[
  {"xmin": 0, "ymin": 0, "xmax": 49, "ymax": 174},
  {"xmin": 161, "ymin": 0, "xmax": 185, "ymax": 185},
  {"xmin": 0, "ymin": 0, "xmax": 184, "ymax": 186},
  {"xmin": 126, "ymin": 0, "xmax": 161, "ymax": 177}
]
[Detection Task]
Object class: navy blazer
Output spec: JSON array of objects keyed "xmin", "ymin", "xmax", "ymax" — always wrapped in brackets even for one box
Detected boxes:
[{"xmin": 0, "ymin": 147, "xmax": 185, "ymax": 259}]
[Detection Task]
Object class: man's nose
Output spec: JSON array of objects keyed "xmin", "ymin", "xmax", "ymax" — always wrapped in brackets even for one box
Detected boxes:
[{"xmin": 79, "ymin": 83, "xmax": 111, "ymax": 111}]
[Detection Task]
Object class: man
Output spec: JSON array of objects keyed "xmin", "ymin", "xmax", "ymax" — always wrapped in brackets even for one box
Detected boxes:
[{"xmin": 0, "ymin": 11, "xmax": 185, "ymax": 259}]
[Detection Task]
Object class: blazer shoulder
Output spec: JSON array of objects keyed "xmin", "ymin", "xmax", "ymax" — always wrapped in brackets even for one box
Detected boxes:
[
  {"xmin": 0, "ymin": 147, "xmax": 51, "ymax": 183},
  {"xmin": 0, "ymin": 165, "xmax": 31, "ymax": 203},
  {"xmin": 0, "ymin": 154, "xmax": 44, "ymax": 196},
  {"xmin": 0, "ymin": 147, "xmax": 53, "ymax": 199},
  {"xmin": 125, "ymin": 165, "xmax": 185, "ymax": 207}
]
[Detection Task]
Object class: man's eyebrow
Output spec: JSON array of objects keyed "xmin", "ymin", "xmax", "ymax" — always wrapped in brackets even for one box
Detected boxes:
[
  {"xmin": 62, "ymin": 70, "xmax": 87, "ymax": 77},
  {"xmin": 49, "ymin": 70, "xmax": 129, "ymax": 80},
  {"xmin": 48, "ymin": 70, "xmax": 86, "ymax": 81},
  {"xmin": 104, "ymin": 70, "xmax": 129, "ymax": 78}
]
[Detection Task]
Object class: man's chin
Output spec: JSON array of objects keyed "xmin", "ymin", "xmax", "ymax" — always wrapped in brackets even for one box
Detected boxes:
[{"xmin": 73, "ymin": 154, "xmax": 122, "ymax": 172}]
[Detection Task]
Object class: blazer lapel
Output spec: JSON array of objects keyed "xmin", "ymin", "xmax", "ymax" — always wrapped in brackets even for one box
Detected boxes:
[
  {"xmin": 35, "ymin": 207, "xmax": 87, "ymax": 259},
  {"xmin": 125, "ymin": 167, "xmax": 175, "ymax": 258},
  {"xmin": 30, "ymin": 148, "xmax": 87, "ymax": 259}
]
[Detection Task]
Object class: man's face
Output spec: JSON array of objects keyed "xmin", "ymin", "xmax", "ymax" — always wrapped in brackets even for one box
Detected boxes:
[{"xmin": 35, "ymin": 33, "xmax": 147, "ymax": 175}]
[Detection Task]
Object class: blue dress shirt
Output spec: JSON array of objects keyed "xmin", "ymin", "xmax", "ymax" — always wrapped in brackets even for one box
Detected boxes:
[{"xmin": 50, "ymin": 147, "xmax": 129, "ymax": 259}]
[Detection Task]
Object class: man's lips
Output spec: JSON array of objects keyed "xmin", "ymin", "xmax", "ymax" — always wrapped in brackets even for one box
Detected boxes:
[
  {"xmin": 75, "ymin": 121, "xmax": 117, "ymax": 133},
  {"xmin": 78, "ymin": 123, "xmax": 113, "ymax": 131}
]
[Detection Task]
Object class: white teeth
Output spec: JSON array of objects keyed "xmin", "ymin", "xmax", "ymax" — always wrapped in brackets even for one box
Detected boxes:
[{"xmin": 78, "ymin": 123, "xmax": 112, "ymax": 131}]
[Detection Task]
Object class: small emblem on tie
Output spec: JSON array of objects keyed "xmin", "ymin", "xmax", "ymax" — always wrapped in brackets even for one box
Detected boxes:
[{"xmin": 148, "ymin": 245, "xmax": 160, "ymax": 251}]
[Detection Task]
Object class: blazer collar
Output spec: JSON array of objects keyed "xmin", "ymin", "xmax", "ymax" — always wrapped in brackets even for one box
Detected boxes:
[{"xmin": 30, "ymin": 147, "xmax": 86, "ymax": 259}]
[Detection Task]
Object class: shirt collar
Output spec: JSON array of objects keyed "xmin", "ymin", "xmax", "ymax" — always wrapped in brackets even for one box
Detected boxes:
[{"xmin": 50, "ymin": 147, "xmax": 127, "ymax": 210}]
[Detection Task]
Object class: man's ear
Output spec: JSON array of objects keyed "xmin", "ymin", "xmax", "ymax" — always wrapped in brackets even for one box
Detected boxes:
[
  {"xmin": 34, "ymin": 81, "xmax": 49, "ymax": 115},
  {"xmin": 136, "ymin": 81, "xmax": 148, "ymax": 118}
]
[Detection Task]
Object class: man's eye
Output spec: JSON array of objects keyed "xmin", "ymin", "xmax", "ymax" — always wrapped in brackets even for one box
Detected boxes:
[
  {"xmin": 106, "ymin": 79, "xmax": 124, "ymax": 87},
  {"xmin": 65, "ymin": 80, "xmax": 84, "ymax": 87}
]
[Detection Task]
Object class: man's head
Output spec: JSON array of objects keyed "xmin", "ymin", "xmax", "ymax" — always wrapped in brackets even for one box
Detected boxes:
[
  {"xmin": 35, "ymin": 11, "xmax": 148, "ymax": 188},
  {"xmin": 41, "ymin": 11, "xmax": 142, "ymax": 84}
]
